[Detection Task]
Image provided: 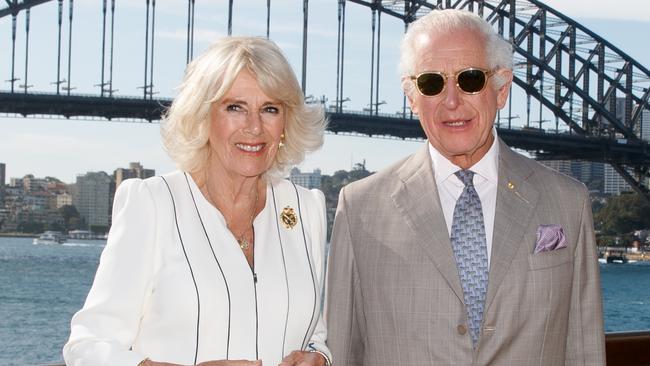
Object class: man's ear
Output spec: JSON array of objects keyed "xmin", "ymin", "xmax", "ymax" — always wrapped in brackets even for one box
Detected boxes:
[
  {"xmin": 401, "ymin": 76, "xmax": 419, "ymax": 114},
  {"xmin": 495, "ymin": 69, "xmax": 513, "ymax": 109}
]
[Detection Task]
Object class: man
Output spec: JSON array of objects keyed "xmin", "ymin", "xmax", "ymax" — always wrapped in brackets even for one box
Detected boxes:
[{"xmin": 326, "ymin": 9, "xmax": 605, "ymax": 366}]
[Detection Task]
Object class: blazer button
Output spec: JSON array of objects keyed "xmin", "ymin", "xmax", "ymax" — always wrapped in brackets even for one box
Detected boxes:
[{"xmin": 457, "ymin": 324, "xmax": 468, "ymax": 335}]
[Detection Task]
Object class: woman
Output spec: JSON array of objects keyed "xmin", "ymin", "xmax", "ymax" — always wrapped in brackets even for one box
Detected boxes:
[{"xmin": 63, "ymin": 37, "xmax": 331, "ymax": 366}]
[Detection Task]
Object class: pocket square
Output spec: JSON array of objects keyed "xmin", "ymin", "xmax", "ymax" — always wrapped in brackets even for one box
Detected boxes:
[{"xmin": 534, "ymin": 224, "xmax": 567, "ymax": 254}]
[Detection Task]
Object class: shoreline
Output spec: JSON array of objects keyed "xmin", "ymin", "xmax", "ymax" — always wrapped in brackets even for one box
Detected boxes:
[{"xmin": 0, "ymin": 232, "xmax": 37, "ymax": 238}]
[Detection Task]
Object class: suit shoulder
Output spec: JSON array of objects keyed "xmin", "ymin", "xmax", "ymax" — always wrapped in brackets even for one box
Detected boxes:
[
  {"xmin": 342, "ymin": 154, "xmax": 412, "ymax": 198},
  {"xmin": 515, "ymin": 154, "xmax": 589, "ymax": 196}
]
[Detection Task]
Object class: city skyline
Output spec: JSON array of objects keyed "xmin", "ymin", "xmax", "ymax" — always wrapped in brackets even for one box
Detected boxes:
[{"xmin": 1, "ymin": 1, "xmax": 649, "ymax": 182}]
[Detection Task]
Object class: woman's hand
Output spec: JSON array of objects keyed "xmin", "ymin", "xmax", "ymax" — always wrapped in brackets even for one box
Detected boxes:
[
  {"xmin": 197, "ymin": 361, "xmax": 261, "ymax": 366},
  {"xmin": 145, "ymin": 359, "xmax": 261, "ymax": 366},
  {"xmin": 278, "ymin": 350, "xmax": 326, "ymax": 366}
]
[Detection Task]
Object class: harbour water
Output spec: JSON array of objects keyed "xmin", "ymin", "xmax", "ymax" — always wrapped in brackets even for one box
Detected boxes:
[{"xmin": 1, "ymin": 237, "xmax": 649, "ymax": 366}]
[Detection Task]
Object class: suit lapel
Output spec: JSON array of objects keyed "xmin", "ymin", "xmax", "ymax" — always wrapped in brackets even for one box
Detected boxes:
[
  {"xmin": 485, "ymin": 140, "xmax": 540, "ymax": 309},
  {"xmin": 390, "ymin": 145, "xmax": 464, "ymax": 302}
]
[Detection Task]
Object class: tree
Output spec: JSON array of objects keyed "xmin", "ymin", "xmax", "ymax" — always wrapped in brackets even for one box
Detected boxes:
[
  {"xmin": 48, "ymin": 222, "xmax": 65, "ymax": 232},
  {"xmin": 90, "ymin": 225, "xmax": 108, "ymax": 235},
  {"xmin": 594, "ymin": 193, "xmax": 650, "ymax": 236},
  {"xmin": 17, "ymin": 220, "xmax": 44, "ymax": 233},
  {"xmin": 59, "ymin": 205, "xmax": 81, "ymax": 231}
]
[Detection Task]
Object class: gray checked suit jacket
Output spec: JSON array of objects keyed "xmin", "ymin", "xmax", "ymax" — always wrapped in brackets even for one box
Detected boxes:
[{"xmin": 326, "ymin": 139, "xmax": 605, "ymax": 365}]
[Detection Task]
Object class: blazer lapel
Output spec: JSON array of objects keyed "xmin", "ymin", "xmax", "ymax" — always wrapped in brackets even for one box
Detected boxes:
[
  {"xmin": 485, "ymin": 140, "xmax": 540, "ymax": 310},
  {"xmin": 390, "ymin": 145, "xmax": 464, "ymax": 302}
]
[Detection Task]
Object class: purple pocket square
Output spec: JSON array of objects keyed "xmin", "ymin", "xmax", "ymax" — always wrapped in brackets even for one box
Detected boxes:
[{"xmin": 534, "ymin": 224, "xmax": 567, "ymax": 254}]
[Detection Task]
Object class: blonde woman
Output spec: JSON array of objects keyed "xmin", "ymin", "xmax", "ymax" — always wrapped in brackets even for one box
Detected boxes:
[{"xmin": 63, "ymin": 37, "xmax": 331, "ymax": 366}]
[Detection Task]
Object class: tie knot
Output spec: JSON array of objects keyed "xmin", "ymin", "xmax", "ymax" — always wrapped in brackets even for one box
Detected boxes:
[{"xmin": 455, "ymin": 170, "xmax": 475, "ymax": 187}]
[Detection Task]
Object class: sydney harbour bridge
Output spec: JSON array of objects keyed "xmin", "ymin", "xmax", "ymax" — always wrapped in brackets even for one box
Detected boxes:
[{"xmin": 2, "ymin": 0, "xmax": 650, "ymax": 198}]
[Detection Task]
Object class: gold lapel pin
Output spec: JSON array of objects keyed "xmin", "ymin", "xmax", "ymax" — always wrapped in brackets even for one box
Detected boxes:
[
  {"xmin": 280, "ymin": 206, "xmax": 297, "ymax": 229},
  {"xmin": 507, "ymin": 181, "xmax": 531, "ymax": 204}
]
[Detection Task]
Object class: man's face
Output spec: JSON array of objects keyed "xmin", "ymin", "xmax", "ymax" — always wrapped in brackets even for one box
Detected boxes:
[{"xmin": 407, "ymin": 29, "xmax": 512, "ymax": 169}]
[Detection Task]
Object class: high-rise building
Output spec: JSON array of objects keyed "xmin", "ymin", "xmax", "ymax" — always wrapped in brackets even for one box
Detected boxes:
[
  {"xmin": 604, "ymin": 164, "xmax": 632, "ymax": 195},
  {"xmin": 599, "ymin": 98, "xmax": 636, "ymax": 195},
  {"xmin": 0, "ymin": 163, "xmax": 5, "ymax": 205},
  {"xmin": 641, "ymin": 105, "xmax": 650, "ymax": 142},
  {"xmin": 0, "ymin": 162, "xmax": 5, "ymax": 187},
  {"xmin": 289, "ymin": 168, "xmax": 322, "ymax": 189},
  {"xmin": 114, "ymin": 162, "xmax": 155, "ymax": 189},
  {"xmin": 72, "ymin": 172, "xmax": 113, "ymax": 230}
]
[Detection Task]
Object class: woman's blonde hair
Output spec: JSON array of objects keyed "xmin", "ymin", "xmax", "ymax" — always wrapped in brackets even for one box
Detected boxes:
[{"xmin": 161, "ymin": 36, "xmax": 326, "ymax": 177}]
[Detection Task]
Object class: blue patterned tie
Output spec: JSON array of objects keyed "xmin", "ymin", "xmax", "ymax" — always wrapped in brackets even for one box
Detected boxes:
[{"xmin": 450, "ymin": 170, "xmax": 489, "ymax": 347}]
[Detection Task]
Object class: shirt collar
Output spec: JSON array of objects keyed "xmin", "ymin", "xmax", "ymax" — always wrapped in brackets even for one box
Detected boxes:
[{"xmin": 429, "ymin": 128, "xmax": 500, "ymax": 185}]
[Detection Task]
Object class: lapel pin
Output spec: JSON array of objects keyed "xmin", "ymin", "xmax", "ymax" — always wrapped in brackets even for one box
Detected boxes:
[
  {"xmin": 280, "ymin": 206, "xmax": 297, "ymax": 229},
  {"xmin": 507, "ymin": 181, "xmax": 531, "ymax": 204}
]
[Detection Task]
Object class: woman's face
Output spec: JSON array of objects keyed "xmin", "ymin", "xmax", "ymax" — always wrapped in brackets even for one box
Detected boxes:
[{"xmin": 208, "ymin": 70, "xmax": 286, "ymax": 180}]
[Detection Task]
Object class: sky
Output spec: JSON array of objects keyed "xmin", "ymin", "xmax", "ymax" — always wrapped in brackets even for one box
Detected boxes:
[{"xmin": 1, "ymin": 0, "xmax": 649, "ymax": 183}]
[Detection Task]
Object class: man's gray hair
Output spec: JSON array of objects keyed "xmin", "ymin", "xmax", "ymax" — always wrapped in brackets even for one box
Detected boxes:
[{"xmin": 399, "ymin": 9, "xmax": 513, "ymax": 95}]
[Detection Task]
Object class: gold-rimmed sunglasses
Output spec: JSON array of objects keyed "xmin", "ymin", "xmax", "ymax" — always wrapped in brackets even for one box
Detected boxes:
[{"xmin": 409, "ymin": 67, "xmax": 496, "ymax": 97}]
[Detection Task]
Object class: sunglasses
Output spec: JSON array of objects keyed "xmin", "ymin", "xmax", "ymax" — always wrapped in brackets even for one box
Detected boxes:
[{"xmin": 409, "ymin": 68, "xmax": 496, "ymax": 97}]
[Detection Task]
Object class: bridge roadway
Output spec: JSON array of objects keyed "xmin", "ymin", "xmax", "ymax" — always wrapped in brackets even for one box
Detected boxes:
[{"xmin": 2, "ymin": 91, "xmax": 649, "ymax": 168}]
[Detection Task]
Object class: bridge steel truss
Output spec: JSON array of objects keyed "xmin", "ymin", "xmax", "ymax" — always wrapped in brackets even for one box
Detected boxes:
[{"xmin": 1, "ymin": 0, "xmax": 650, "ymax": 198}]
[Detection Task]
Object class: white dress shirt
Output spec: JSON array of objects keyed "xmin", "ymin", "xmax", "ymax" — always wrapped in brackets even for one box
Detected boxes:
[
  {"xmin": 63, "ymin": 171, "xmax": 330, "ymax": 366},
  {"xmin": 429, "ymin": 130, "xmax": 499, "ymax": 266}
]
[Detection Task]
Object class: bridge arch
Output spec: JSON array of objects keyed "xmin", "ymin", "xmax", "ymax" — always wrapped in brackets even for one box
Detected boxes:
[{"xmin": 1, "ymin": 0, "xmax": 649, "ymax": 197}]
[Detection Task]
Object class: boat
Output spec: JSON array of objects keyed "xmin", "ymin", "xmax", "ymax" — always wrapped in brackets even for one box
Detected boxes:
[
  {"xmin": 32, "ymin": 231, "xmax": 66, "ymax": 245},
  {"xmin": 606, "ymin": 250, "xmax": 629, "ymax": 264}
]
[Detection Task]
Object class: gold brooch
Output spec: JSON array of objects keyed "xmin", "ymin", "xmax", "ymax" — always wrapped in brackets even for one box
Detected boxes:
[{"xmin": 280, "ymin": 206, "xmax": 297, "ymax": 229}]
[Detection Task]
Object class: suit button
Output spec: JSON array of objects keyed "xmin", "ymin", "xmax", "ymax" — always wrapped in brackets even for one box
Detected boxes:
[{"xmin": 457, "ymin": 324, "xmax": 467, "ymax": 335}]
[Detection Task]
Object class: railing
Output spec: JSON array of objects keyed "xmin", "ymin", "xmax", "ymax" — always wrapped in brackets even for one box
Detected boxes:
[
  {"xmin": 605, "ymin": 331, "xmax": 650, "ymax": 366},
  {"xmin": 39, "ymin": 331, "xmax": 650, "ymax": 366}
]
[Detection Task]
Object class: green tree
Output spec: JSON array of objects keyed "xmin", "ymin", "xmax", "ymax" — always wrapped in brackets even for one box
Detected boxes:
[
  {"xmin": 90, "ymin": 225, "xmax": 109, "ymax": 235},
  {"xmin": 594, "ymin": 193, "xmax": 650, "ymax": 235},
  {"xmin": 59, "ymin": 205, "xmax": 81, "ymax": 231},
  {"xmin": 48, "ymin": 222, "xmax": 65, "ymax": 232},
  {"xmin": 18, "ymin": 220, "xmax": 44, "ymax": 233}
]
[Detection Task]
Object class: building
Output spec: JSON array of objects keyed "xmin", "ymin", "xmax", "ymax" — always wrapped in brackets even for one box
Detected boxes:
[
  {"xmin": 641, "ymin": 105, "xmax": 650, "ymax": 142},
  {"xmin": 0, "ymin": 173, "xmax": 68, "ymax": 232},
  {"xmin": 21, "ymin": 174, "xmax": 49, "ymax": 192},
  {"xmin": 289, "ymin": 168, "xmax": 322, "ymax": 189},
  {"xmin": 599, "ymin": 98, "xmax": 635, "ymax": 195},
  {"xmin": 56, "ymin": 192, "xmax": 73, "ymax": 208},
  {"xmin": 604, "ymin": 164, "xmax": 632, "ymax": 195},
  {"xmin": 0, "ymin": 162, "xmax": 5, "ymax": 187},
  {"xmin": 72, "ymin": 171, "xmax": 113, "ymax": 231},
  {"xmin": 114, "ymin": 162, "xmax": 155, "ymax": 189},
  {"xmin": 0, "ymin": 162, "xmax": 5, "ymax": 205}
]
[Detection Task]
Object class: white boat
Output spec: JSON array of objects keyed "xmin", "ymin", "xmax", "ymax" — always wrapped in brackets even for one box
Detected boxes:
[{"xmin": 33, "ymin": 231, "xmax": 66, "ymax": 245}]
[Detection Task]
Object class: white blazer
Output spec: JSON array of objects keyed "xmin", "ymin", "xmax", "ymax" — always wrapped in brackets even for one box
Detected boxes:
[{"xmin": 63, "ymin": 171, "xmax": 330, "ymax": 366}]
